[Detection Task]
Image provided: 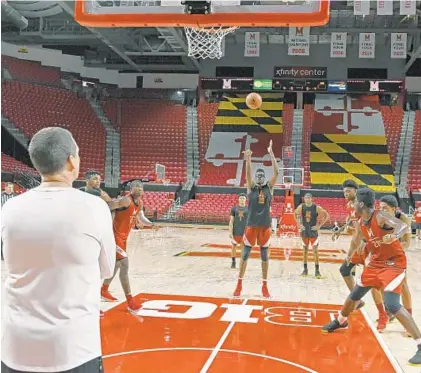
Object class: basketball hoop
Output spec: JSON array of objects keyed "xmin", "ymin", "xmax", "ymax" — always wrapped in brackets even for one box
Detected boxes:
[{"xmin": 184, "ymin": 26, "xmax": 238, "ymax": 59}]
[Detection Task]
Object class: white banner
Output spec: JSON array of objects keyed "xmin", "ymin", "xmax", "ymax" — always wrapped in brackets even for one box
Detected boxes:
[
  {"xmin": 244, "ymin": 32, "xmax": 260, "ymax": 57},
  {"xmin": 330, "ymin": 32, "xmax": 347, "ymax": 58},
  {"xmin": 391, "ymin": 33, "xmax": 407, "ymax": 59},
  {"xmin": 359, "ymin": 33, "xmax": 376, "ymax": 59},
  {"xmin": 377, "ymin": 0, "xmax": 393, "ymax": 15},
  {"xmin": 288, "ymin": 27, "xmax": 310, "ymax": 56},
  {"xmin": 400, "ymin": 0, "xmax": 416, "ymax": 15},
  {"xmin": 354, "ymin": 0, "xmax": 370, "ymax": 15}
]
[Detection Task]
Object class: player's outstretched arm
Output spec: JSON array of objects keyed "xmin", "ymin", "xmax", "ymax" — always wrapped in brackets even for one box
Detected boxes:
[
  {"xmin": 138, "ymin": 210, "xmax": 155, "ymax": 228},
  {"xmin": 100, "ymin": 190, "xmax": 112, "ymax": 202},
  {"xmin": 107, "ymin": 195, "xmax": 132, "ymax": 211},
  {"xmin": 243, "ymin": 149, "xmax": 254, "ymax": 191},
  {"xmin": 377, "ymin": 210, "xmax": 408, "ymax": 243},
  {"xmin": 267, "ymin": 140, "xmax": 279, "ymax": 189},
  {"xmin": 400, "ymin": 213, "xmax": 412, "ymax": 249}
]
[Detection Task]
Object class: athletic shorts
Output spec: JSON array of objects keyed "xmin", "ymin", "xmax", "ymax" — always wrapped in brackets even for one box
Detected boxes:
[
  {"xmin": 233, "ymin": 235, "xmax": 243, "ymax": 245},
  {"xmin": 243, "ymin": 226, "xmax": 271, "ymax": 247},
  {"xmin": 416, "ymin": 223, "xmax": 421, "ymax": 230},
  {"xmin": 301, "ymin": 237, "xmax": 319, "ymax": 247},
  {"xmin": 357, "ymin": 266, "xmax": 406, "ymax": 294},
  {"xmin": 115, "ymin": 236, "xmax": 128, "ymax": 260}
]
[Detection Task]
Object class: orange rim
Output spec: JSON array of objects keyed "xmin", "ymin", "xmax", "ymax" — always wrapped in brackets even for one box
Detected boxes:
[{"xmin": 74, "ymin": 0, "xmax": 330, "ymax": 28}]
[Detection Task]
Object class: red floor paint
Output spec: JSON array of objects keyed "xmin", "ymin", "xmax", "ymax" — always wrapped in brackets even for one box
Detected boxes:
[{"xmin": 101, "ymin": 293, "xmax": 398, "ymax": 373}]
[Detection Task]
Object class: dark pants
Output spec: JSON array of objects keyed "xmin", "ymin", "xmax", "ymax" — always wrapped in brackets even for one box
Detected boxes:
[{"xmin": 1, "ymin": 357, "xmax": 103, "ymax": 373}]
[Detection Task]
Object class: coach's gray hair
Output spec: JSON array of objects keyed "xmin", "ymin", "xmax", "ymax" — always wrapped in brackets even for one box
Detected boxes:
[{"xmin": 28, "ymin": 127, "xmax": 77, "ymax": 175}]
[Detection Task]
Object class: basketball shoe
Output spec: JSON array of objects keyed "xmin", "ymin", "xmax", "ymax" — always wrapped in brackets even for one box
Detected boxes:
[{"xmin": 101, "ymin": 285, "xmax": 118, "ymax": 302}]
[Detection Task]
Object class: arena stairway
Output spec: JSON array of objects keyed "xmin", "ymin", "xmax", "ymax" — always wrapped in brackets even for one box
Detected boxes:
[
  {"xmin": 1, "ymin": 116, "xmax": 29, "ymax": 150},
  {"xmin": 87, "ymin": 98, "xmax": 121, "ymax": 187},
  {"xmin": 186, "ymin": 106, "xmax": 200, "ymax": 182}
]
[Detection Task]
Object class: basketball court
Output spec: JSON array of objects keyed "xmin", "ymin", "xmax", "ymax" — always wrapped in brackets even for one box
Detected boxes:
[
  {"xmin": 96, "ymin": 226, "xmax": 421, "ymax": 373},
  {"xmin": 2, "ymin": 0, "xmax": 421, "ymax": 372}
]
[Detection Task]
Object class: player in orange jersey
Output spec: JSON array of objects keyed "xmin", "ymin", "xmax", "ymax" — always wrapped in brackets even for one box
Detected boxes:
[
  {"xmin": 101, "ymin": 180, "xmax": 156, "ymax": 313},
  {"xmin": 233, "ymin": 140, "xmax": 279, "ymax": 298},
  {"xmin": 229, "ymin": 194, "xmax": 248, "ymax": 269},
  {"xmin": 414, "ymin": 206, "xmax": 421, "ymax": 240},
  {"xmin": 322, "ymin": 188, "xmax": 421, "ymax": 366},
  {"xmin": 374, "ymin": 195, "xmax": 413, "ymax": 332},
  {"xmin": 294, "ymin": 193, "xmax": 329, "ymax": 278},
  {"xmin": 334, "ymin": 180, "xmax": 365, "ymax": 307}
]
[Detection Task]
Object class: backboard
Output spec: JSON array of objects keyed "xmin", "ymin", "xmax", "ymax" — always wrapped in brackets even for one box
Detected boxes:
[
  {"xmin": 275, "ymin": 167, "xmax": 304, "ymax": 189},
  {"xmin": 74, "ymin": 0, "xmax": 330, "ymax": 28}
]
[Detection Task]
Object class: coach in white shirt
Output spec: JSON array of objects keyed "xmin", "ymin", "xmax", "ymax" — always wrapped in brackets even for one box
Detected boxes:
[{"xmin": 1, "ymin": 127, "xmax": 116, "ymax": 373}]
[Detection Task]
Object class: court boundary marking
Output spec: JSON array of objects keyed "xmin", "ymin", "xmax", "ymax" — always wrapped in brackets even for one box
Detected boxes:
[
  {"xmin": 103, "ymin": 347, "xmax": 318, "ymax": 373},
  {"xmin": 360, "ymin": 308, "xmax": 404, "ymax": 373}
]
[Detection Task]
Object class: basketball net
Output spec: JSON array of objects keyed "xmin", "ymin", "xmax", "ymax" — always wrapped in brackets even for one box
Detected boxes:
[{"xmin": 184, "ymin": 26, "xmax": 238, "ymax": 59}]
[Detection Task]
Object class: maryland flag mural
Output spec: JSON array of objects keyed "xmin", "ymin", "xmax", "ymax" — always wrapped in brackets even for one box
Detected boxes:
[
  {"xmin": 310, "ymin": 96, "xmax": 396, "ymax": 193},
  {"xmin": 201, "ymin": 93, "xmax": 284, "ymax": 186},
  {"xmin": 214, "ymin": 93, "xmax": 283, "ymax": 134}
]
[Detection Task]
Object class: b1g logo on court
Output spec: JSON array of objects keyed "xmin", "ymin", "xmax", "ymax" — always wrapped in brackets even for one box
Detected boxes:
[{"xmin": 135, "ymin": 300, "xmax": 342, "ymax": 328}]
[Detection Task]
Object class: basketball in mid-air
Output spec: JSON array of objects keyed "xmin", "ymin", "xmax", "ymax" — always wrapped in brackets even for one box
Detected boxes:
[{"xmin": 245, "ymin": 92, "xmax": 262, "ymax": 110}]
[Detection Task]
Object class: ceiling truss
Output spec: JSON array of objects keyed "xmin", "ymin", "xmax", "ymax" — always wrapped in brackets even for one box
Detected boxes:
[{"xmin": 1, "ymin": 2, "xmax": 420, "ymax": 73}]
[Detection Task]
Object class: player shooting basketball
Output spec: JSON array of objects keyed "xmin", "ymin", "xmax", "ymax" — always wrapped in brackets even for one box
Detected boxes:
[
  {"xmin": 233, "ymin": 140, "xmax": 279, "ymax": 298},
  {"xmin": 229, "ymin": 194, "xmax": 248, "ymax": 269},
  {"xmin": 294, "ymin": 193, "xmax": 329, "ymax": 279},
  {"xmin": 322, "ymin": 188, "xmax": 421, "ymax": 366},
  {"xmin": 101, "ymin": 180, "xmax": 157, "ymax": 313}
]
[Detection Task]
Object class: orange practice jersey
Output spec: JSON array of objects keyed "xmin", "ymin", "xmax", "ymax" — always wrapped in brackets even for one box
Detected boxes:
[
  {"xmin": 113, "ymin": 196, "xmax": 142, "ymax": 240},
  {"xmin": 359, "ymin": 211, "xmax": 406, "ymax": 269},
  {"xmin": 415, "ymin": 211, "xmax": 421, "ymax": 223},
  {"xmin": 346, "ymin": 201, "xmax": 359, "ymax": 223}
]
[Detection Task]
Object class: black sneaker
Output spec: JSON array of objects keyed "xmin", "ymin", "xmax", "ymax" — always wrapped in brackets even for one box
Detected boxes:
[
  {"xmin": 409, "ymin": 347, "xmax": 421, "ymax": 366},
  {"xmin": 301, "ymin": 268, "xmax": 308, "ymax": 277},
  {"xmin": 322, "ymin": 319, "xmax": 348, "ymax": 333},
  {"xmin": 231, "ymin": 261, "xmax": 236, "ymax": 269},
  {"xmin": 315, "ymin": 269, "xmax": 322, "ymax": 279}
]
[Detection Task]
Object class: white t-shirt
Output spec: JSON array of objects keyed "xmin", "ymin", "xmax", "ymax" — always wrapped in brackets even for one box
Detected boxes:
[{"xmin": 1, "ymin": 187, "xmax": 116, "ymax": 372}]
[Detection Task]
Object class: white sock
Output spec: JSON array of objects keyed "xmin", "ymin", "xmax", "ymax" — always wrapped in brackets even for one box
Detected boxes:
[{"xmin": 338, "ymin": 313, "xmax": 348, "ymax": 324}]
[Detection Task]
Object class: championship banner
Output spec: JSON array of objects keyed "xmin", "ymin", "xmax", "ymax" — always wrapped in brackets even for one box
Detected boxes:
[
  {"xmin": 400, "ymin": 0, "xmax": 416, "ymax": 15},
  {"xmin": 391, "ymin": 33, "xmax": 407, "ymax": 59},
  {"xmin": 330, "ymin": 32, "xmax": 347, "ymax": 58},
  {"xmin": 288, "ymin": 27, "xmax": 310, "ymax": 56},
  {"xmin": 377, "ymin": 0, "xmax": 393, "ymax": 15},
  {"xmin": 354, "ymin": 0, "xmax": 370, "ymax": 15},
  {"xmin": 359, "ymin": 33, "xmax": 376, "ymax": 59},
  {"xmin": 244, "ymin": 31, "xmax": 260, "ymax": 57}
]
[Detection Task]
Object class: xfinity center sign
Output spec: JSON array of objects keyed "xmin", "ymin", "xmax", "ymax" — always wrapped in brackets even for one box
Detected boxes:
[{"xmin": 274, "ymin": 66, "xmax": 327, "ymax": 79}]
